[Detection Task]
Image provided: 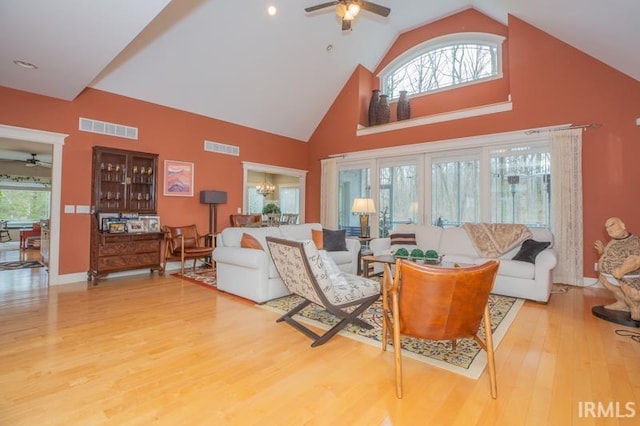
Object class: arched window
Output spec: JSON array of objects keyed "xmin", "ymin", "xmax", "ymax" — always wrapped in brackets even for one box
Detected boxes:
[{"xmin": 380, "ymin": 32, "xmax": 505, "ymax": 99}]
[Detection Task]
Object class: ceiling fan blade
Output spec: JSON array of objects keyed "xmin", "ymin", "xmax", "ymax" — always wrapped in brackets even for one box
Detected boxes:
[
  {"xmin": 360, "ymin": 1, "xmax": 391, "ymax": 17},
  {"xmin": 305, "ymin": 1, "xmax": 339, "ymax": 13},
  {"xmin": 37, "ymin": 161, "xmax": 52, "ymax": 168},
  {"xmin": 342, "ymin": 19, "xmax": 352, "ymax": 31}
]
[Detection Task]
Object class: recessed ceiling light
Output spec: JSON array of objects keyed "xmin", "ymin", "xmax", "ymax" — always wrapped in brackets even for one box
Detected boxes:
[
  {"xmin": 13, "ymin": 60, "xmax": 38, "ymax": 70},
  {"xmin": 267, "ymin": 5, "xmax": 277, "ymax": 16}
]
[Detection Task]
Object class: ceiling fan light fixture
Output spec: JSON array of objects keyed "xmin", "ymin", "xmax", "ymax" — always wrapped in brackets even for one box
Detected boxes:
[
  {"xmin": 345, "ymin": 4, "xmax": 360, "ymax": 20},
  {"xmin": 336, "ymin": 3, "xmax": 360, "ymax": 20}
]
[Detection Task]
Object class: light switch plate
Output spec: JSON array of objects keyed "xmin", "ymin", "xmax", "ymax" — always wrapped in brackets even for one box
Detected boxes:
[
  {"xmin": 76, "ymin": 205, "xmax": 91, "ymax": 214},
  {"xmin": 64, "ymin": 205, "xmax": 75, "ymax": 214}
]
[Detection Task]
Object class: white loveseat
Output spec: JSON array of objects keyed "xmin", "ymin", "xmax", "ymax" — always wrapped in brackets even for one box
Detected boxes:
[
  {"xmin": 369, "ymin": 224, "xmax": 558, "ymax": 303},
  {"xmin": 212, "ymin": 223, "xmax": 360, "ymax": 303}
]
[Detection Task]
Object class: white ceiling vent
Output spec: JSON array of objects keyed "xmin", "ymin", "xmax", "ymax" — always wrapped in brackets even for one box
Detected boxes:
[
  {"xmin": 79, "ymin": 117, "xmax": 138, "ymax": 140},
  {"xmin": 204, "ymin": 140, "xmax": 240, "ymax": 157}
]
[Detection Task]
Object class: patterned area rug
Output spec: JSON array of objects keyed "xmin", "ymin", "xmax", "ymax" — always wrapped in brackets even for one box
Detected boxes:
[
  {"xmin": 258, "ymin": 293, "xmax": 523, "ymax": 379},
  {"xmin": 0, "ymin": 260, "xmax": 44, "ymax": 271},
  {"xmin": 172, "ymin": 267, "xmax": 217, "ymax": 290}
]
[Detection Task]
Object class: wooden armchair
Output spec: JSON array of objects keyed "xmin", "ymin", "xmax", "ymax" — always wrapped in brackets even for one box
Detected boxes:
[
  {"xmin": 230, "ymin": 214, "xmax": 262, "ymax": 227},
  {"xmin": 162, "ymin": 225, "xmax": 213, "ymax": 275},
  {"xmin": 382, "ymin": 259, "xmax": 500, "ymax": 399}
]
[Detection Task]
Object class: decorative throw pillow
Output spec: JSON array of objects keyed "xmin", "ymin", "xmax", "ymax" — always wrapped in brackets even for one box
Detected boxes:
[
  {"xmin": 322, "ymin": 228, "xmax": 347, "ymax": 252},
  {"xmin": 512, "ymin": 239, "xmax": 550, "ymax": 263},
  {"xmin": 240, "ymin": 233, "xmax": 264, "ymax": 250},
  {"xmin": 390, "ymin": 232, "xmax": 417, "ymax": 246},
  {"xmin": 311, "ymin": 229, "xmax": 324, "ymax": 250}
]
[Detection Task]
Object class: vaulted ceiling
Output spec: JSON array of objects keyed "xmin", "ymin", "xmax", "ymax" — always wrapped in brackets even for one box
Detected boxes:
[{"xmin": 1, "ymin": 0, "xmax": 639, "ymax": 144}]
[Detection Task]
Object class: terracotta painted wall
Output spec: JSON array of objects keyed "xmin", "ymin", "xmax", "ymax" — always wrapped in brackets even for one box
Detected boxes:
[
  {"xmin": 307, "ymin": 9, "xmax": 640, "ymax": 279},
  {"xmin": 0, "ymin": 87, "xmax": 307, "ymax": 275}
]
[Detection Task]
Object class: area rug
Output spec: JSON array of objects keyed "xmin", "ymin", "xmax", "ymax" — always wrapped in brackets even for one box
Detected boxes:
[
  {"xmin": 0, "ymin": 260, "xmax": 44, "ymax": 271},
  {"xmin": 258, "ymin": 293, "xmax": 523, "ymax": 379},
  {"xmin": 172, "ymin": 267, "xmax": 217, "ymax": 290}
]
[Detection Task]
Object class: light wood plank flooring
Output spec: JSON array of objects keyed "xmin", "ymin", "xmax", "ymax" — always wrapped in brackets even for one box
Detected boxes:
[{"xmin": 1, "ymin": 247, "xmax": 639, "ymax": 425}]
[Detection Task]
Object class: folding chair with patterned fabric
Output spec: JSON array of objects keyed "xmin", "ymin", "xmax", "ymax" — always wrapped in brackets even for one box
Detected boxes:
[
  {"xmin": 382, "ymin": 259, "xmax": 500, "ymax": 399},
  {"xmin": 162, "ymin": 224, "xmax": 213, "ymax": 275},
  {"xmin": 266, "ymin": 236, "xmax": 381, "ymax": 347}
]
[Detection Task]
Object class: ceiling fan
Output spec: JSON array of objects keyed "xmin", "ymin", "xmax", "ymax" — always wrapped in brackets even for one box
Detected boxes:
[
  {"xmin": 305, "ymin": 1, "xmax": 391, "ymax": 31},
  {"xmin": 24, "ymin": 153, "xmax": 52, "ymax": 168}
]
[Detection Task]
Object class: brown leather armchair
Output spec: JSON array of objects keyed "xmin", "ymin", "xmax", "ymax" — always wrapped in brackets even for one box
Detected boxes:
[
  {"xmin": 382, "ymin": 259, "xmax": 500, "ymax": 399},
  {"xmin": 162, "ymin": 225, "xmax": 213, "ymax": 275}
]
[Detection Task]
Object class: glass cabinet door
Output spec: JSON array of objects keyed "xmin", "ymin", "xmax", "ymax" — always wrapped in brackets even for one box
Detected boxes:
[
  {"xmin": 129, "ymin": 154, "xmax": 156, "ymax": 212},
  {"xmin": 96, "ymin": 151, "xmax": 128, "ymax": 211}
]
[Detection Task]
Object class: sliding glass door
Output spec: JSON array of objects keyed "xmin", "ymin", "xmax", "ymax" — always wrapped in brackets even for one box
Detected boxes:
[
  {"xmin": 338, "ymin": 166, "xmax": 371, "ymax": 236},
  {"xmin": 379, "ymin": 158, "xmax": 420, "ymax": 237}
]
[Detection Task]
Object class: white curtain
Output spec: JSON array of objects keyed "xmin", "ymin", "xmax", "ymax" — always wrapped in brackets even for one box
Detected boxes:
[
  {"xmin": 320, "ymin": 158, "xmax": 338, "ymax": 228},
  {"xmin": 550, "ymin": 128, "xmax": 584, "ymax": 285}
]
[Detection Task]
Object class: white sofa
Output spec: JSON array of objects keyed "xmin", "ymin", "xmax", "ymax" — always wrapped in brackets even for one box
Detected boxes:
[
  {"xmin": 212, "ymin": 223, "xmax": 361, "ymax": 303},
  {"xmin": 369, "ymin": 224, "xmax": 558, "ymax": 303}
]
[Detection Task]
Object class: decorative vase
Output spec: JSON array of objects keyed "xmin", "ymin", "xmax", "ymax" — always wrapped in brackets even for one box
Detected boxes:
[
  {"xmin": 376, "ymin": 94, "xmax": 390, "ymax": 125},
  {"xmin": 368, "ymin": 90, "xmax": 380, "ymax": 126},
  {"xmin": 397, "ymin": 90, "xmax": 411, "ymax": 121}
]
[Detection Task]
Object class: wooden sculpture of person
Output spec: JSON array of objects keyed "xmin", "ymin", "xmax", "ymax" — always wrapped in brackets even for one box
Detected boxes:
[{"xmin": 594, "ymin": 217, "xmax": 640, "ymax": 320}]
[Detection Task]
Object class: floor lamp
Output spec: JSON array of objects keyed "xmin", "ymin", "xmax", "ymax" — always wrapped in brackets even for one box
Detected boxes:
[
  {"xmin": 200, "ymin": 190, "xmax": 227, "ymax": 265},
  {"xmin": 351, "ymin": 198, "xmax": 376, "ymax": 238},
  {"xmin": 507, "ymin": 175, "xmax": 519, "ymax": 224}
]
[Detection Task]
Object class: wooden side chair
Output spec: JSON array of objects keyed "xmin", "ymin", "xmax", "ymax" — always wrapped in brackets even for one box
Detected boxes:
[
  {"xmin": 264, "ymin": 213, "xmax": 281, "ymax": 227},
  {"xmin": 382, "ymin": 259, "xmax": 500, "ymax": 399},
  {"xmin": 281, "ymin": 213, "xmax": 299, "ymax": 225},
  {"xmin": 265, "ymin": 236, "xmax": 380, "ymax": 347},
  {"xmin": 162, "ymin": 224, "xmax": 213, "ymax": 275},
  {"xmin": 230, "ymin": 214, "xmax": 262, "ymax": 227},
  {"xmin": 0, "ymin": 220, "xmax": 11, "ymax": 243}
]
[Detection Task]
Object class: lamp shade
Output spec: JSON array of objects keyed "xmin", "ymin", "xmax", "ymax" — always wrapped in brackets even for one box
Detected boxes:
[
  {"xmin": 200, "ymin": 190, "xmax": 227, "ymax": 204},
  {"xmin": 351, "ymin": 198, "xmax": 376, "ymax": 214}
]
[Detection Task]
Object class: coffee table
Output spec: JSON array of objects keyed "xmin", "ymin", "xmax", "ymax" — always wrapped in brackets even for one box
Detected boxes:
[
  {"xmin": 361, "ymin": 254, "xmax": 453, "ymax": 278},
  {"xmin": 361, "ymin": 254, "xmax": 397, "ymax": 278}
]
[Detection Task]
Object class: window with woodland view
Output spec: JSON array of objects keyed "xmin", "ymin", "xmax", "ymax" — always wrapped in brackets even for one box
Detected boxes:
[{"xmin": 381, "ymin": 33, "xmax": 503, "ymax": 99}]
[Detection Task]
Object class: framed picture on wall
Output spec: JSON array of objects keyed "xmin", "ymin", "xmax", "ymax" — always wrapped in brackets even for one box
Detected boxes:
[{"xmin": 163, "ymin": 160, "xmax": 194, "ymax": 197}]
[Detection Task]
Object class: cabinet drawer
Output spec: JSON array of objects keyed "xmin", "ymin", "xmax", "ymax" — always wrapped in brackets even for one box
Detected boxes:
[
  {"xmin": 99, "ymin": 240, "xmax": 160, "ymax": 256},
  {"xmin": 98, "ymin": 253, "xmax": 160, "ymax": 271}
]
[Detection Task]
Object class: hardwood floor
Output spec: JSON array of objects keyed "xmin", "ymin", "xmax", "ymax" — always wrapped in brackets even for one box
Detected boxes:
[{"xmin": 1, "ymin": 250, "xmax": 639, "ymax": 425}]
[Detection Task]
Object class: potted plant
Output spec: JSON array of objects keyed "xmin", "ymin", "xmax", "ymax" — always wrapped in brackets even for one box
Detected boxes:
[{"xmin": 262, "ymin": 203, "xmax": 281, "ymax": 215}]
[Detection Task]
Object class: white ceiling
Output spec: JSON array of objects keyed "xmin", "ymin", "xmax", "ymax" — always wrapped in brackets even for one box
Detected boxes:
[{"xmin": 1, "ymin": 0, "xmax": 639, "ymax": 144}]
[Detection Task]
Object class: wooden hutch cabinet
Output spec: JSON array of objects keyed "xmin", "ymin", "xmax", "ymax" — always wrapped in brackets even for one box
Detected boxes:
[{"xmin": 88, "ymin": 146, "xmax": 164, "ymax": 284}]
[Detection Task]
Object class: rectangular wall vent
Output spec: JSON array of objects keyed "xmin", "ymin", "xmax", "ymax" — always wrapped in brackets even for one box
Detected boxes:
[
  {"xmin": 79, "ymin": 117, "xmax": 138, "ymax": 140},
  {"xmin": 204, "ymin": 140, "xmax": 240, "ymax": 157}
]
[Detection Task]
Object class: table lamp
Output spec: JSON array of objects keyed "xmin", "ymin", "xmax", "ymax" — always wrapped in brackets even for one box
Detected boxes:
[{"xmin": 351, "ymin": 198, "xmax": 376, "ymax": 238}]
